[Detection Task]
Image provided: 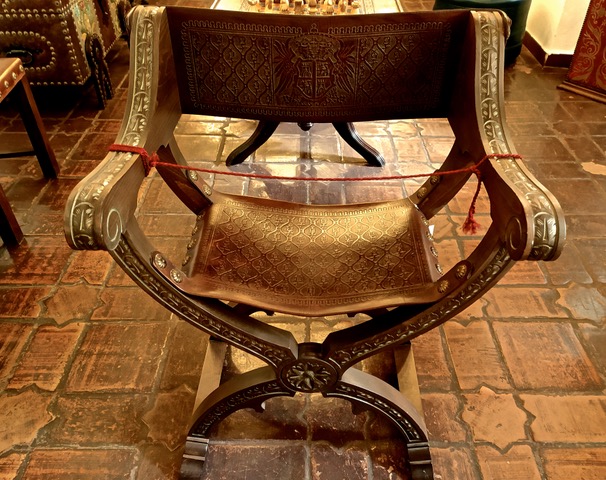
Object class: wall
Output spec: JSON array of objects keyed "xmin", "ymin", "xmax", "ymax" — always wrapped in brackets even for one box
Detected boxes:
[{"xmin": 526, "ymin": 0, "xmax": 590, "ymax": 55}]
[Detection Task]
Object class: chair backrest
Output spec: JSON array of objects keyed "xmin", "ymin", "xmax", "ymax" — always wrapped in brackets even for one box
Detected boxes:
[{"xmin": 165, "ymin": 8, "xmax": 473, "ymax": 123}]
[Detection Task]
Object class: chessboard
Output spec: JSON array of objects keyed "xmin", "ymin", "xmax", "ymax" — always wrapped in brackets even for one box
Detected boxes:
[{"xmin": 211, "ymin": 0, "xmax": 401, "ymax": 15}]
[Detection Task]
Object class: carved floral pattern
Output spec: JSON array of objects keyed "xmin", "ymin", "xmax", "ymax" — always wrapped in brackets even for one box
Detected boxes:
[
  {"xmin": 282, "ymin": 359, "xmax": 338, "ymax": 392},
  {"xmin": 67, "ymin": 6, "xmax": 159, "ymax": 250},
  {"xmin": 566, "ymin": 0, "xmax": 606, "ymax": 93},
  {"xmin": 173, "ymin": 12, "xmax": 452, "ymax": 118}
]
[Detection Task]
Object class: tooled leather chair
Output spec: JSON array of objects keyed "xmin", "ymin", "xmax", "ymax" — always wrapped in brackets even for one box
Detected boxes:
[{"xmin": 64, "ymin": 6, "xmax": 565, "ymax": 479}]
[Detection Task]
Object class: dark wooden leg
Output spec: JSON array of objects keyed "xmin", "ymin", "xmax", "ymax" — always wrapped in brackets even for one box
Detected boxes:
[
  {"xmin": 328, "ymin": 368, "xmax": 433, "ymax": 480},
  {"xmin": 13, "ymin": 78, "xmax": 60, "ymax": 178},
  {"xmin": 85, "ymin": 34, "xmax": 114, "ymax": 109},
  {"xmin": 0, "ymin": 185, "xmax": 24, "ymax": 248},
  {"xmin": 179, "ymin": 340, "xmax": 433, "ymax": 479},
  {"xmin": 226, "ymin": 120, "xmax": 280, "ymax": 166},
  {"xmin": 181, "ymin": 366, "xmax": 294, "ymax": 479},
  {"xmin": 333, "ymin": 122, "xmax": 385, "ymax": 167}
]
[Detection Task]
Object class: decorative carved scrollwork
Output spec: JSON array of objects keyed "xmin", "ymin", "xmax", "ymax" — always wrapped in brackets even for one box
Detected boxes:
[
  {"xmin": 192, "ymin": 379, "xmax": 289, "ymax": 437},
  {"xmin": 67, "ymin": 7, "xmax": 159, "ymax": 251},
  {"xmin": 333, "ymin": 382, "xmax": 422, "ymax": 442},
  {"xmin": 329, "ymin": 245, "xmax": 512, "ymax": 366},
  {"xmin": 477, "ymin": 12, "xmax": 561, "ymax": 261}
]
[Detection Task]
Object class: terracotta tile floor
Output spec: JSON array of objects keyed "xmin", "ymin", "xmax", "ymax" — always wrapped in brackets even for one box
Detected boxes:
[{"xmin": 1, "ymin": 3, "xmax": 606, "ymax": 480}]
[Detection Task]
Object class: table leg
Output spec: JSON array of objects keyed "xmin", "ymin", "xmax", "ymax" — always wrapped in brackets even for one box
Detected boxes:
[
  {"xmin": 333, "ymin": 122, "xmax": 385, "ymax": 167},
  {"xmin": 226, "ymin": 120, "xmax": 280, "ymax": 166},
  {"xmin": 0, "ymin": 185, "xmax": 24, "ymax": 247},
  {"xmin": 13, "ymin": 78, "xmax": 60, "ymax": 178},
  {"xmin": 227, "ymin": 121, "xmax": 385, "ymax": 166},
  {"xmin": 85, "ymin": 34, "xmax": 114, "ymax": 109}
]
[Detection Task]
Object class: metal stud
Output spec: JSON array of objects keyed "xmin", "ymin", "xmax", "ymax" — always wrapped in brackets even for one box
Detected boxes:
[
  {"xmin": 416, "ymin": 187, "xmax": 428, "ymax": 199},
  {"xmin": 435, "ymin": 263, "xmax": 443, "ymax": 275},
  {"xmin": 170, "ymin": 269, "xmax": 183, "ymax": 284},
  {"xmin": 153, "ymin": 253, "xmax": 167, "ymax": 269},
  {"xmin": 202, "ymin": 185, "xmax": 212, "ymax": 196},
  {"xmin": 455, "ymin": 264, "xmax": 468, "ymax": 279},
  {"xmin": 430, "ymin": 246, "xmax": 439, "ymax": 257},
  {"xmin": 188, "ymin": 170, "xmax": 199, "ymax": 182},
  {"xmin": 438, "ymin": 280, "xmax": 449, "ymax": 293}
]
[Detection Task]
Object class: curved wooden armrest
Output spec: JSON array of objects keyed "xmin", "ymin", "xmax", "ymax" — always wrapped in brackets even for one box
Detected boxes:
[
  {"xmin": 65, "ymin": 6, "xmax": 179, "ymax": 251},
  {"xmin": 413, "ymin": 10, "xmax": 565, "ymax": 263},
  {"xmin": 482, "ymin": 155, "xmax": 565, "ymax": 262},
  {"xmin": 473, "ymin": 9, "xmax": 564, "ymax": 262}
]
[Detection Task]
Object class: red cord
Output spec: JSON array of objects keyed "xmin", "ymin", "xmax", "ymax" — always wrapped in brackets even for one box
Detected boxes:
[
  {"xmin": 108, "ymin": 144, "xmax": 521, "ymax": 234},
  {"xmin": 108, "ymin": 144, "xmax": 159, "ymax": 176}
]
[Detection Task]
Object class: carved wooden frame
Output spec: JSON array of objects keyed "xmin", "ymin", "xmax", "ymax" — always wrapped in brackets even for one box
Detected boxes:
[{"xmin": 64, "ymin": 6, "xmax": 565, "ymax": 480}]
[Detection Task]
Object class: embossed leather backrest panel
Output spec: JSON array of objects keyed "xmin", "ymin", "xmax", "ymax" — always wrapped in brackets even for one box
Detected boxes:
[{"xmin": 166, "ymin": 8, "xmax": 471, "ymax": 122}]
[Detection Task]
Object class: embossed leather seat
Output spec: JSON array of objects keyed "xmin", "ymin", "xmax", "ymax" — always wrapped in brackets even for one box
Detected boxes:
[
  {"xmin": 64, "ymin": 6, "xmax": 565, "ymax": 480},
  {"xmin": 160, "ymin": 195, "xmax": 442, "ymax": 316}
]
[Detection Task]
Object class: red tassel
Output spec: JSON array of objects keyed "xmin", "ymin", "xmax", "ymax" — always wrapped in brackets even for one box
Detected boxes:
[
  {"xmin": 462, "ymin": 168, "xmax": 483, "ymax": 235},
  {"xmin": 462, "ymin": 213, "xmax": 481, "ymax": 234}
]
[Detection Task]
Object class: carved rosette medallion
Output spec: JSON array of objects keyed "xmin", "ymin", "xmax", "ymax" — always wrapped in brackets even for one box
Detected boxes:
[{"xmin": 281, "ymin": 359, "xmax": 338, "ymax": 393}]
